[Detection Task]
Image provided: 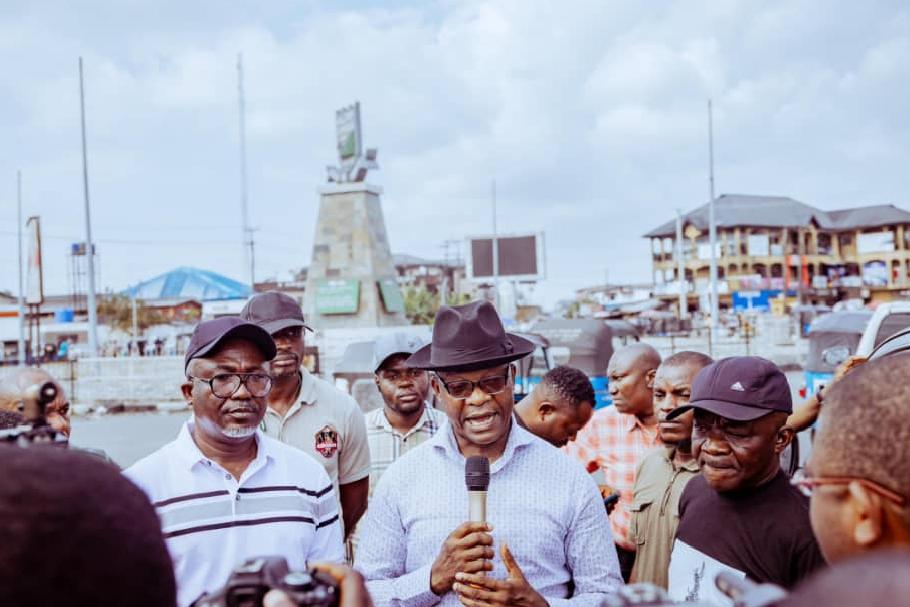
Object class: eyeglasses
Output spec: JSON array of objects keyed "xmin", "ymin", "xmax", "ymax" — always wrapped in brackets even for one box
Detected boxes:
[
  {"xmin": 792, "ymin": 474, "xmax": 906, "ymax": 507},
  {"xmin": 434, "ymin": 370, "xmax": 511, "ymax": 399},
  {"xmin": 188, "ymin": 373, "xmax": 273, "ymax": 398}
]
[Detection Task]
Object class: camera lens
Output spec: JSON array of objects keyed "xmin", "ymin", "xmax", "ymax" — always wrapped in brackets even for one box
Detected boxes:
[{"xmin": 283, "ymin": 571, "xmax": 315, "ymax": 590}]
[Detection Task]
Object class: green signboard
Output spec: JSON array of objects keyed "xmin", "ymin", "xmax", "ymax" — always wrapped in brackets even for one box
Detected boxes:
[
  {"xmin": 315, "ymin": 279, "xmax": 360, "ymax": 315},
  {"xmin": 378, "ymin": 278, "xmax": 405, "ymax": 314}
]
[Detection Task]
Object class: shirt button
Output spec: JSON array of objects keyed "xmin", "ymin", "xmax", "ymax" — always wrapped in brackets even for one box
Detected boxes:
[
  {"xmin": 235, "ymin": 494, "xmax": 241, "ymax": 501},
  {"xmin": 224, "ymin": 473, "xmax": 231, "ymax": 480}
]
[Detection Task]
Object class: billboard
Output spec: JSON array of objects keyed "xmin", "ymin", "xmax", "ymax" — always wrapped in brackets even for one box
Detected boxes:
[
  {"xmin": 335, "ymin": 102, "xmax": 362, "ymax": 165},
  {"xmin": 747, "ymin": 234, "xmax": 769, "ymax": 256},
  {"xmin": 25, "ymin": 216, "xmax": 43, "ymax": 305},
  {"xmin": 466, "ymin": 233, "xmax": 546, "ymax": 282},
  {"xmin": 857, "ymin": 231, "xmax": 895, "ymax": 254}
]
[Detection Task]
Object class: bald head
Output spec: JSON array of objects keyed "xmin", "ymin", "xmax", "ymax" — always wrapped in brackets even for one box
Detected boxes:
[
  {"xmin": 607, "ymin": 343, "xmax": 661, "ymax": 419},
  {"xmin": 809, "ymin": 352, "xmax": 910, "ymax": 562},
  {"xmin": 816, "ymin": 353, "xmax": 910, "ymax": 502},
  {"xmin": 610, "ymin": 343, "xmax": 661, "ymax": 372},
  {"xmin": 0, "ymin": 368, "xmax": 71, "ymax": 439}
]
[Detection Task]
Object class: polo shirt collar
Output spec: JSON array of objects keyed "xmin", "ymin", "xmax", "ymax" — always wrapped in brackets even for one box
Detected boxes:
[
  {"xmin": 266, "ymin": 369, "xmax": 315, "ymax": 420},
  {"xmin": 621, "ymin": 410, "xmax": 657, "ymax": 436},
  {"xmin": 174, "ymin": 418, "xmax": 273, "ymax": 471},
  {"xmin": 663, "ymin": 445, "xmax": 699, "ymax": 473},
  {"xmin": 430, "ymin": 413, "xmax": 535, "ymax": 473},
  {"xmin": 373, "ymin": 404, "xmax": 436, "ymax": 435},
  {"xmin": 298, "ymin": 368, "xmax": 318, "ymax": 404}
]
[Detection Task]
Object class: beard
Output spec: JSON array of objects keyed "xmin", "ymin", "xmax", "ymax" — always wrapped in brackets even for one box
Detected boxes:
[{"xmin": 222, "ymin": 426, "xmax": 257, "ymax": 439}]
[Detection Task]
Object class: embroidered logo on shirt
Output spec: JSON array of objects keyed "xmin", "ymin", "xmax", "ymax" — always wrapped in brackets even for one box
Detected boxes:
[
  {"xmin": 730, "ymin": 381, "xmax": 745, "ymax": 392},
  {"xmin": 315, "ymin": 425, "xmax": 339, "ymax": 458}
]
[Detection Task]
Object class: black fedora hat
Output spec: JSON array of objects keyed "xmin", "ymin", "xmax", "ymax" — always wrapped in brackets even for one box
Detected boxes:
[{"xmin": 406, "ymin": 300, "xmax": 535, "ymax": 372}]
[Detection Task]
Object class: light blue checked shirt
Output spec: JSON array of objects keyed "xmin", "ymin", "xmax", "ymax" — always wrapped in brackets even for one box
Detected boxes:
[{"xmin": 355, "ymin": 417, "xmax": 622, "ymax": 607}]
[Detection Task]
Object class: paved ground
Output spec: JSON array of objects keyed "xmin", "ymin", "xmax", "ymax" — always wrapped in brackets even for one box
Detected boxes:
[{"xmin": 70, "ymin": 371, "xmax": 811, "ymax": 469}]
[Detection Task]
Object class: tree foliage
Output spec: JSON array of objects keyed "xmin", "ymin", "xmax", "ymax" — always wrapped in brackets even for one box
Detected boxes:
[
  {"xmin": 404, "ymin": 285, "xmax": 475, "ymax": 325},
  {"xmin": 96, "ymin": 294, "xmax": 168, "ymax": 333}
]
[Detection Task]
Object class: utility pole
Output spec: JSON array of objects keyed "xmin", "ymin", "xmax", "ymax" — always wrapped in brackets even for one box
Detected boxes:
[
  {"xmin": 16, "ymin": 171, "xmax": 25, "ymax": 365},
  {"xmin": 707, "ymin": 99, "xmax": 719, "ymax": 344},
  {"xmin": 237, "ymin": 54, "xmax": 255, "ymax": 288},
  {"xmin": 491, "ymin": 179, "xmax": 500, "ymax": 310},
  {"xmin": 78, "ymin": 57, "xmax": 100, "ymax": 357}
]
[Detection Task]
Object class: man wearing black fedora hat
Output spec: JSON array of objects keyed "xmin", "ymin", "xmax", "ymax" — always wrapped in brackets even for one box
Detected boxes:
[{"xmin": 356, "ymin": 300, "xmax": 621, "ymax": 607}]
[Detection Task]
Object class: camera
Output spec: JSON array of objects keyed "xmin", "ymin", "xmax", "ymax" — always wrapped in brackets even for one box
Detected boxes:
[
  {"xmin": 0, "ymin": 381, "xmax": 66, "ymax": 447},
  {"xmin": 191, "ymin": 556, "xmax": 339, "ymax": 607}
]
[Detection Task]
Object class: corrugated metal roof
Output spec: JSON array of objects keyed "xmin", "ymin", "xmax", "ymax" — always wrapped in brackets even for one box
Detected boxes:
[
  {"xmin": 644, "ymin": 195, "xmax": 910, "ymax": 238},
  {"xmin": 124, "ymin": 267, "xmax": 251, "ymax": 302},
  {"xmin": 824, "ymin": 205, "xmax": 910, "ymax": 230}
]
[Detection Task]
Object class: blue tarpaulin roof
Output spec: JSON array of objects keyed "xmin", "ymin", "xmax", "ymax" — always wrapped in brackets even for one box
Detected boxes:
[{"xmin": 124, "ymin": 267, "xmax": 251, "ymax": 302}]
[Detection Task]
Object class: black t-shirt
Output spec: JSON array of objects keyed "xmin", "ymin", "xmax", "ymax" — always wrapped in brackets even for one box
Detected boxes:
[{"xmin": 672, "ymin": 471, "xmax": 825, "ymax": 593}]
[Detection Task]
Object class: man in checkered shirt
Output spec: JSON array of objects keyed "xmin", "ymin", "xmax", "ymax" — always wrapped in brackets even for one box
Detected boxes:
[
  {"xmin": 564, "ymin": 342, "xmax": 662, "ymax": 582},
  {"xmin": 365, "ymin": 332, "xmax": 446, "ymax": 496}
]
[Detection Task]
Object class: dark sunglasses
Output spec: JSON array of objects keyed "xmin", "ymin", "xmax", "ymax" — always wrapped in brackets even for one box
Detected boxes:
[{"xmin": 434, "ymin": 369, "xmax": 511, "ymax": 399}]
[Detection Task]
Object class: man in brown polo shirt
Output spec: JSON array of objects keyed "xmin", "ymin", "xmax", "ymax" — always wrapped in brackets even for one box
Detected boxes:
[{"xmin": 627, "ymin": 351, "xmax": 713, "ymax": 588}]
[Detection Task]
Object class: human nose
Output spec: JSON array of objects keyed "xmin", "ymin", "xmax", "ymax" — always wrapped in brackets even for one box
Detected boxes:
[{"xmin": 466, "ymin": 384, "xmax": 488, "ymax": 406}]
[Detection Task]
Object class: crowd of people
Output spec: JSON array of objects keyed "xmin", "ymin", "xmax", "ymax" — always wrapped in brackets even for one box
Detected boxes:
[{"xmin": 2, "ymin": 292, "xmax": 910, "ymax": 606}]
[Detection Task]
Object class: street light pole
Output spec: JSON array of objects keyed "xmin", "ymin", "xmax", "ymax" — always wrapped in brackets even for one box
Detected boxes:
[
  {"xmin": 491, "ymin": 179, "xmax": 500, "ymax": 310},
  {"xmin": 78, "ymin": 57, "xmax": 100, "ymax": 357},
  {"xmin": 16, "ymin": 171, "xmax": 26, "ymax": 365},
  {"xmin": 708, "ymin": 99, "xmax": 719, "ymax": 344}
]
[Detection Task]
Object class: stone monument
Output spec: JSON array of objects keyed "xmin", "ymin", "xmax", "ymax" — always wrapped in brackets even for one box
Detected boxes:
[{"xmin": 303, "ymin": 102, "xmax": 407, "ymax": 329}]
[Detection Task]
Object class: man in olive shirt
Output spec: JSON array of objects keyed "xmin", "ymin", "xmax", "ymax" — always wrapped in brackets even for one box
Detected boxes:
[{"xmin": 628, "ymin": 351, "xmax": 712, "ymax": 588}]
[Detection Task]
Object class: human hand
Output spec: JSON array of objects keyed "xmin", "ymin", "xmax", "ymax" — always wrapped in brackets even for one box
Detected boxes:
[
  {"xmin": 262, "ymin": 562, "xmax": 373, "ymax": 607},
  {"xmin": 430, "ymin": 522, "xmax": 495, "ymax": 595},
  {"xmin": 599, "ymin": 485, "xmax": 618, "ymax": 515},
  {"xmin": 453, "ymin": 542, "xmax": 548, "ymax": 607},
  {"xmin": 833, "ymin": 355, "xmax": 867, "ymax": 383}
]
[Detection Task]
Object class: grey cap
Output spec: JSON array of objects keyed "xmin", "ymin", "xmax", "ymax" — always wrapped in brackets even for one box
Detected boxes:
[{"xmin": 372, "ymin": 333, "xmax": 427, "ymax": 373}]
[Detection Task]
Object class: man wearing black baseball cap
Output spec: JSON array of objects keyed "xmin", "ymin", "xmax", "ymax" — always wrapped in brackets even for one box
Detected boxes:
[
  {"xmin": 241, "ymin": 291, "xmax": 371, "ymax": 540},
  {"xmin": 357, "ymin": 300, "xmax": 621, "ymax": 606},
  {"xmin": 665, "ymin": 356, "xmax": 825, "ymax": 603},
  {"xmin": 126, "ymin": 317, "xmax": 344, "ymax": 606}
]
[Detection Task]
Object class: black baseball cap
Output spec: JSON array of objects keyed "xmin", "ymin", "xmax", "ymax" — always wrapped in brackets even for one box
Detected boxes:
[
  {"xmin": 184, "ymin": 317, "xmax": 277, "ymax": 371},
  {"xmin": 666, "ymin": 356, "xmax": 793, "ymax": 421},
  {"xmin": 240, "ymin": 291, "xmax": 313, "ymax": 335}
]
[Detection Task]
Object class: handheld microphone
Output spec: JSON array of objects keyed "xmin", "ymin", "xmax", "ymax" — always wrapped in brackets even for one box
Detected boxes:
[{"xmin": 465, "ymin": 455, "xmax": 490, "ymax": 523}]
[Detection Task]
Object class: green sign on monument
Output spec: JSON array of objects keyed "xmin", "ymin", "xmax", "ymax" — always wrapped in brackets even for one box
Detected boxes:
[
  {"xmin": 378, "ymin": 278, "xmax": 405, "ymax": 313},
  {"xmin": 314, "ymin": 279, "xmax": 360, "ymax": 315}
]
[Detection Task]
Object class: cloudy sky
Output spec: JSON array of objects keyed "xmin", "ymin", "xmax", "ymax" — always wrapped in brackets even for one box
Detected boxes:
[{"xmin": 1, "ymin": 0, "xmax": 908, "ymax": 308}]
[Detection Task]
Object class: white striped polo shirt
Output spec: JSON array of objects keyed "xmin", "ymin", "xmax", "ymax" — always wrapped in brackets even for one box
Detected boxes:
[{"xmin": 125, "ymin": 420, "xmax": 345, "ymax": 607}]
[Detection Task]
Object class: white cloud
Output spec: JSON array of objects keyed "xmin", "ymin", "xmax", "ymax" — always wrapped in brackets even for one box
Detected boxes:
[{"xmin": 0, "ymin": 0, "xmax": 908, "ymax": 309}]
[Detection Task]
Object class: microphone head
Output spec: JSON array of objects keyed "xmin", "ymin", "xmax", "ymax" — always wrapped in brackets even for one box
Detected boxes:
[{"xmin": 465, "ymin": 456, "xmax": 490, "ymax": 491}]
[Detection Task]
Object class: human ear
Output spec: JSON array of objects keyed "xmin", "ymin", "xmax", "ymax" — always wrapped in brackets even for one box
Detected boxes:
[
  {"xmin": 181, "ymin": 380, "xmax": 194, "ymax": 406},
  {"xmin": 538, "ymin": 401, "xmax": 555, "ymax": 421},
  {"xmin": 645, "ymin": 369, "xmax": 656, "ymax": 389},
  {"xmin": 848, "ymin": 482, "xmax": 883, "ymax": 548},
  {"xmin": 430, "ymin": 375, "xmax": 443, "ymax": 398},
  {"xmin": 773, "ymin": 425, "xmax": 794, "ymax": 455}
]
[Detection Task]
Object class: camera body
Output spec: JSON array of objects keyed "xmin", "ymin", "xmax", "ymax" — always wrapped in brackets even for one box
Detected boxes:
[
  {"xmin": 191, "ymin": 556, "xmax": 339, "ymax": 607},
  {"xmin": 0, "ymin": 381, "xmax": 66, "ymax": 447}
]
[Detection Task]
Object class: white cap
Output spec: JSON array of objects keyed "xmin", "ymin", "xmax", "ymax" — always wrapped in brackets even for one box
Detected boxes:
[{"xmin": 372, "ymin": 333, "xmax": 427, "ymax": 373}]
